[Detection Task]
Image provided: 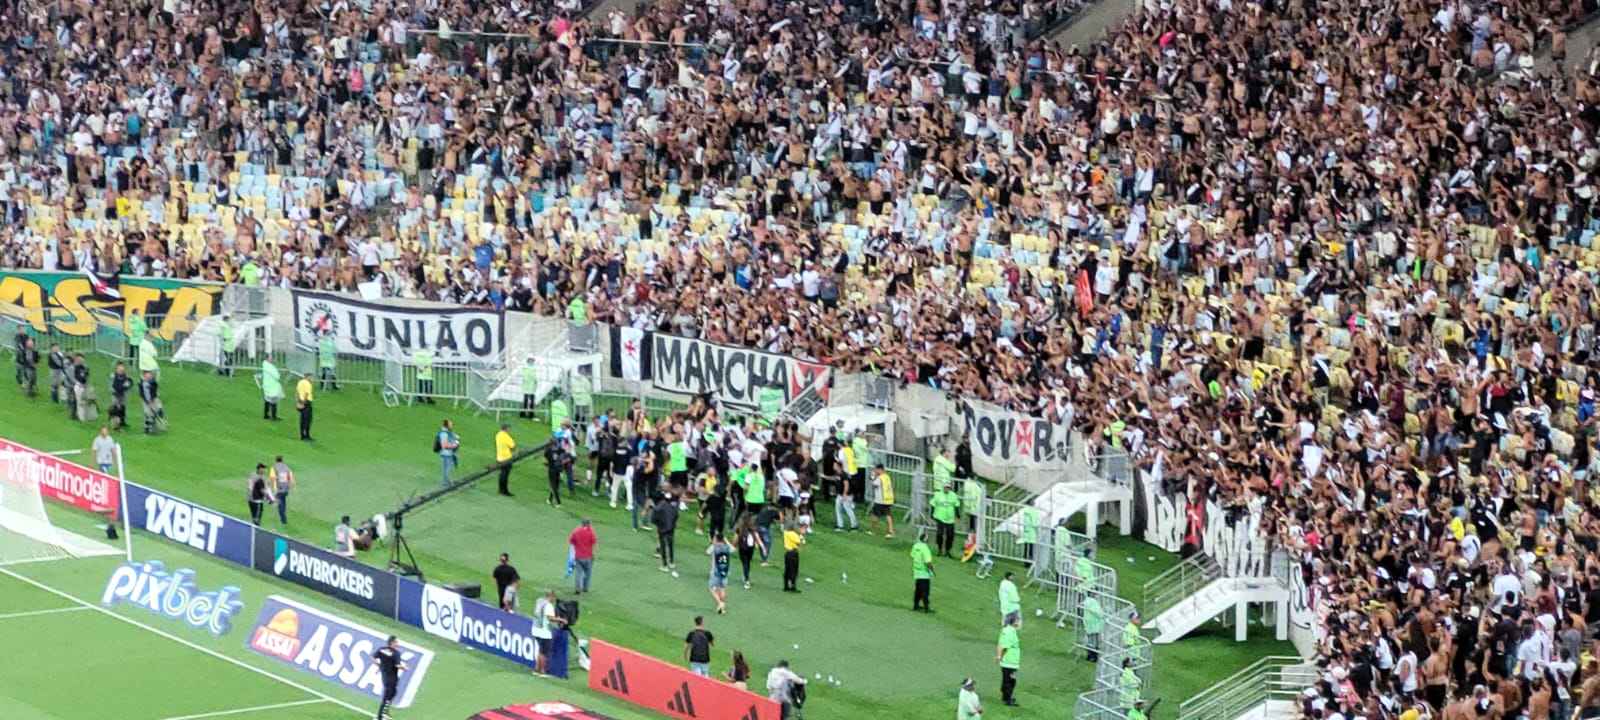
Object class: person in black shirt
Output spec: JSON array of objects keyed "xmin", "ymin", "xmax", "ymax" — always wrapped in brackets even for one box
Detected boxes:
[
  {"xmin": 653, "ymin": 491, "xmax": 680, "ymax": 571},
  {"xmin": 16, "ymin": 336, "xmax": 39, "ymax": 398},
  {"xmin": 47, "ymin": 343, "xmax": 67, "ymax": 404},
  {"xmin": 67, "ymin": 353, "xmax": 91, "ymax": 421},
  {"xmin": 139, "ymin": 370, "xmax": 163, "ymax": 434},
  {"xmin": 684, "ymin": 616, "xmax": 715, "ymax": 676},
  {"xmin": 373, "ymin": 636, "xmax": 407, "ymax": 720},
  {"xmin": 12, "ymin": 328, "xmax": 29, "ymax": 386},
  {"xmin": 492, "ymin": 554, "xmax": 520, "ymax": 611},
  {"xmin": 108, "ymin": 362, "xmax": 133, "ymax": 430},
  {"xmin": 247, "ymin": 464, "xmax": 270, "ymax": 525}
]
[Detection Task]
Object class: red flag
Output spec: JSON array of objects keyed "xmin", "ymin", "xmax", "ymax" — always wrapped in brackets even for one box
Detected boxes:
[
  {"xmin": 961, "ymin": 533, "xmax": 977, "ymax": 562},
  {"xmin": 1075, "ymin": 269, "xmax": 1093, "ymax": 317}
]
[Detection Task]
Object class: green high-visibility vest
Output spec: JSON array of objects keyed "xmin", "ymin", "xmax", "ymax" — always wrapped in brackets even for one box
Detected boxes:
[
  {"xmin": 1020, "ymin": 506, "xmax": 1039, "ymax": 544},
  {"xmin": 932, "ymin": 455, "xmax": 955, "ymax": 486},
  {"xmin": 414, "ymin": 350, "xmax": 434, "ymax": 380},
  {"xmin": 550, "ymin": 398, "xmax": 570, "ymax": 432},
  {"xmin": 998, "ymin": 626, "xmax": 1021, "ymax": 669},
  {"xmin": 743, "ymin": 470, "xmax": 766, "ymax": 504},
  {"xmin": 932, "ymin": 489, "xmax": 959, "ymax": 524},
  {"xmin": 572, "ymin": 373, "xmax": 592, "ymax": 406},
  {"xmin": 219, "ymin": 320, "xmax": 235, "ymax": 353},
  {"xmin": 522, "ymin": 363, "xmax": 540, "ymax": 394},
  {"xmin": 962, "ymin": 479, "xmax": 983, "ymax": 513},
  {"xmin": 667, "ymin": 441, "xmax": 688, "ymax": 472},
  {"xmin": 567, "ymin": 296, "xmax": 587, "ymax": 323},
  {"xmin": 1120, "ymin": 667, "xmax": 1137, "ymax": 691},
  {"xmin": 318, "ymin": 336, "xmax": 336, "ymax": 369},
  {"xmin": 1123, "ymin": 620, "xmax": 1141, "ymax": 648},
  {"xmin": 1083, "ymin": 596, "xmax": 1103, "ymax": 633},
  {"xmin": 240, "ymin": 261, "xmax": 261, "ymax": 286},
  {"xmin": 1128, "ymin": 709, "xmax": 1148, "ymax": 720},
  {"xmin": 128, "ymin": 314, "xmax": 148, "ymax": 345},
  {"xmin": 261, "ymin": 360, "xmax": 283, "ymax": 398},
  {"xmin": 851, "ymin": 437, "xmax": 871, "ymax": 468},
  {"xmin": 137, "ymin": 338, "xmax": 158, "ymax": 373},
  {"xmin": 910, "ymin": 541, "xmax": 933, "ymax": 580}
]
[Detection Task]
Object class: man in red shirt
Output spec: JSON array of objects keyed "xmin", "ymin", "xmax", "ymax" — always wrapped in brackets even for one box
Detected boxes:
[{"xmin": 569, "ymin": 519, "xmax": 598, "ymax": 594}]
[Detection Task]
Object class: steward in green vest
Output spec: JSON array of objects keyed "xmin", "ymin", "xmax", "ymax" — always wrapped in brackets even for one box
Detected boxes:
[
  {"xmin": 931, "ymin": 485, "xmax": 960, "ymax": 557},
  {"xmin": 910, "ymin": 535, "xmax": 934, "ymax": 613},
  {"xmin": 520, "ymin": 359, "xmax": 540, "ymax": 420},
  {"xmin": 1122, "ymin": 612, "xmax": 1142, "ymax": 649},
  {"xmin": 997, "ymin": 617, "xmax": 1021, "ymax": 706},
  {"xmin": 128, "ymin": 310, "xmax": 148, "ymax": 363},
  {"xmin": 933, "ymin": 450, "xmax": 956, "ymax": 487},
  {"xmin": 550, "ymin": 396, "xmax": 570, "ymax": 433},
  {"xmin": 571, "ymin": 372, "xmax": 592, "ymax": 420},
  {"xmin": 1083, "ymin": 594, "xmax": 1104, "ymax": 662},
  {"xmin": 1019, "ymin": 506, "xmax": 1040, "ymax": 569},
  {"xmin": 567, "ymin": 295, "xmax": 587, "ymax": 324},
  {"xmin": 1076, "ymin": 553, "xmax": 1096, "ymax": 593},
  {"xmin": 317, "ymin": 333, "xmax": 339, "ymax": 390},
  {"xmin": 413, "ymin": 349, "xmax": 436, "ymax": 404},
  {"xmin": 1126, "ymin": 700, "xmax": 1148, "ymax": 720},
  {"xmin": 1118, "ymin": 662, "xmax": 1140, "ymax": 705},
  {"xmin": 260, "ymin": 358, "xmax": 283, "ymax": 420},
  {"xmin": 217, "ymin": 317, "xmax": 235, "ymax": 377},
  {"xmin": 961, "ymin": 478, "xmax": 984, "ymax": 533}
]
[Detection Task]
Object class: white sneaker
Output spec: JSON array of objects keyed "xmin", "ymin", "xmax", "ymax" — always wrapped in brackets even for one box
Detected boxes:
[{"xmin": 610, "ymin": 501, "xmax": 618, "ymax": 508}]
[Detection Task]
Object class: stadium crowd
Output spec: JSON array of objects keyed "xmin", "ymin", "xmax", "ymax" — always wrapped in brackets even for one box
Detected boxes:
[{"xmin": 13, "ymin": 0, "xmax": 1600, "ymax": 715}]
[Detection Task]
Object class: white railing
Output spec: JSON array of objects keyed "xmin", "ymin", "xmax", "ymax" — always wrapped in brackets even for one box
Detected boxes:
[
  {"xmin": 1142, "ymin": 553, "xmax": 1222, "ymax": 620},
  {"xmin": 1177, "ymin": 655, "xmax": 1316, "ymax": 720}
]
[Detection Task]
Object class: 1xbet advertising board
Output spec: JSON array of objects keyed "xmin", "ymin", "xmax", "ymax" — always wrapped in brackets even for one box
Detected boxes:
[
  {"xmin": 247, "ymin": 595, "xmax": 433, "ymax": 708},
  {"xmin": 124, "ymin": 484, "xmax": 254, "ymax": 567},
  {"xmin": 102, "ymin": 560, "xmax": 244, "ymax": 637},
  {"xmin": 252, "ymin": 529, "xmax": 399, "ymax": 616},
  {"xmin": 0, "ymin": 438, "xmax": 121, "ymax": 519},
  {"xmin": 397, "ymin": 578, "xmax": 543, "ymax": 671}
]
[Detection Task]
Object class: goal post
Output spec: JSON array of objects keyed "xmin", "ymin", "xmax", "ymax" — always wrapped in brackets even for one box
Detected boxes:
[{"xmin": 0, "ymin": 448, "xmax": 128, "ymax": 566}]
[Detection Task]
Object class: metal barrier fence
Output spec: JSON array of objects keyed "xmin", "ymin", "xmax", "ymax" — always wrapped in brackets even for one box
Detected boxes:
[
  {"xmin": 1095, "ymin": 626, "xmax": 1154, "ymax": 701},
  {"xmin": 1142, "ymin": 553, "xmax": 1222, "ymax": 621},
  {"xmin": 1065, "ymin": 588, "xmax": 1137, "ymax": 656},
  {"xmin": 567, "ymin": 322, "xmax": 598, "ymax": 353},
  {"xmin": 1073, "ymin": 686, "xmax": 1135, "ymax": 720},
  {"xmin": 1055, "ymin": 558, "xmax": 1120, "ymax": 625}
]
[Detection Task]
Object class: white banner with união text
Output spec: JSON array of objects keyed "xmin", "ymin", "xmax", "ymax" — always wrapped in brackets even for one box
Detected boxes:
[{"xmin": 292, "ymin": 291, "xmax": 505, "ymax": 364}]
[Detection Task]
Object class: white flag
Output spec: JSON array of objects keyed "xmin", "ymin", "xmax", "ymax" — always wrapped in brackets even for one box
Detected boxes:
[{"xmin": 620, "ymin": 327, "xmax": 645, "ymax": 381}]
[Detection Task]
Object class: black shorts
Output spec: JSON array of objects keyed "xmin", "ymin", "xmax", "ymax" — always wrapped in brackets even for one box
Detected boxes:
[
  {"xmin": 669, "ymin": 470, "xmax": 689, "ymax": 489},
  {"xmin": 871, "ymin": 503, "xmax": 891, "ymax": 518},
  {"xmin": 778, "ymin": 496, "xmax": 797, "ymax": 510}
]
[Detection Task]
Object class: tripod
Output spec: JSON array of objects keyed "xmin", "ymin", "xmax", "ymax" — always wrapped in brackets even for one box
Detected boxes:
[{"xmin": 387, "ymin": 511, "xmax": 424, "ymax": 581}]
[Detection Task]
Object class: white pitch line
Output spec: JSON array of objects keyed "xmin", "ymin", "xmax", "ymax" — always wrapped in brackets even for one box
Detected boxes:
[
  {"xmin": 154, "ymin": 698, "xmax": 329, "ymax": 720},
  {"xmin": 0, "ymin": 606, "xmax": 90, "ymax": 621},
  {"xmin": 0, "ymin": 566, "xmax": 368, "ymax": 716}
]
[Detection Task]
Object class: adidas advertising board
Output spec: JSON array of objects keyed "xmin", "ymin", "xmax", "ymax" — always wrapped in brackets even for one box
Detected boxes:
[
  {"xmin": 125, "ymin": 484, "xmax": 254, "ymax": 567},
  {"xmin": 101, "ymin": 560, "xmax": 244, "ymax": 637},
  {"xmin": 252, "ymin": 528, "xmax": 399, "ymax": 616},
  {"xmin": 587, "ymin": 639, "xmax": 780, "ymax": 720},
  {"xmin": 247, "ymin": 595, "xmax": 433, "ymax": 708},
  {"xmin": 396, "ymin": 578, "xmax": 545, "ymax": 672}
]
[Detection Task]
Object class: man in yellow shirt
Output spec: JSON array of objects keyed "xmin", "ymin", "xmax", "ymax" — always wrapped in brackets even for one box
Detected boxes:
[
  {"xmin": 295, "ymin": 373, "xmax": 314, "ymax": 442},
  {"xmin": 781, "ymin": 523, "xmax": 803, "ymax": 593},
  {"xmin": 495, "ymin": 424, "xmax": 516, "ymax": 497}
]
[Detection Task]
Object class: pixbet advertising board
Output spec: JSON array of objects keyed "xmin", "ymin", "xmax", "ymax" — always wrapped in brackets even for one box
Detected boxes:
[
  {"xmin": 101, "ymin": 560, "xmax": 244, "ymax": 637},
  {"xmin": 246, "ymin": 595, "xmax": 433, "ymax": 708},
  {"xmin": 124, "ymin": 484, "xmax": 254, "ymax": 567},
  {"xmin": 0, "ymin": 438, "xmax": 121, "ymax": 519}
]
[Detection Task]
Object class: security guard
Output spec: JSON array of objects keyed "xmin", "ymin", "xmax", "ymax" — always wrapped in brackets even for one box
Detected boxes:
[
  {"xmin": 137, "ymin": 336, "xmax": 158, "ymax": 379},
  {"xmin": 127, "ymin": 309, "xmax": 147, "ymax": 364},
  {"xmin": 317, "ymin": 332, "xmax": 338, "ymax": 390},
  {"xmin": 910, "ymin": 532, "xmax": 935, "ymax": 612},
  {"xmin": 107, "ymin": 362, "xmax": 133, "ymax": 429},
  {"xmin": 571, "ymin": 370, "xmax": 593, "ymax": 423},
  {"xmin": 520, "ymin": 357, "xmax": 539, "ymax": 419},
  {"xmin": 1122, "ymin": 610, "xmax": 1142, "ymax": 649},
  {"xmin": 931, "ymin": 483, "xmax": 960, "ymax": 557},
  {"xmin": 1083, "ymin": 593, "xmax": 1103, "ymax": 662},
  {"xmin": 217, "ymin": 316, "xmax": 236, "ymax": 376},
  {"xmin": 295, "ymin": 372, "xmax": 315, "ymax": 441},
  {"xmin": 495, "ymin": 423, "xmax": 517, "ymax": 496},
  {"xmin": 1118, "ymin": 658, "xmax": 1140, "ymax": 706},
  {"xmin": 1127, "ymin": 698, "xmax": 1148, "ymax": 720},
  {"xmin": 261, "ymin": 357, "xmax": 284, "ymax": 420},
  {"xmin": 1019, "ymin": 505, "xmax": 1040, "ymax": 569},
  {"xmin": 413, "ymin": 348, "xmax": 435, "ymax": 404},
  {"xmin": 47, "ymin": 343, "xmax": 68, "ymax": 403},
  {"xmin": 961, "ymin": 477, "xmax": 984, "ymax": 533}
]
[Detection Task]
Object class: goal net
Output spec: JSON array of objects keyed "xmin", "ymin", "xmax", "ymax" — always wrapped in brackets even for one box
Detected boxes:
[{"xmin": 0, "ymin": 452, "xmax": 124, "ymax": 566}]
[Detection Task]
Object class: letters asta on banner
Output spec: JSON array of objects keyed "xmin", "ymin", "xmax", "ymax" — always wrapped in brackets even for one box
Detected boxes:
[
  {"xmin": 293, "ymin": 290, "xmax": 505, "ymax": 365},
  {"xmin": 608, "ymin": 328, "xmax": 830, "ymax": 413},
  {"xmin": 247, "ymin": 595, "xmax": 434, "ymax": 708},
  {"xmin": 0, "ymin": 271, "xmax": 221, "ymax": 341}
]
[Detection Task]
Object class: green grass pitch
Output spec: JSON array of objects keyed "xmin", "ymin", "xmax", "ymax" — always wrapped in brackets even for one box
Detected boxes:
[{"xmin": 0, "ymin": 361, "xmax": 1292, "ymax": 719}]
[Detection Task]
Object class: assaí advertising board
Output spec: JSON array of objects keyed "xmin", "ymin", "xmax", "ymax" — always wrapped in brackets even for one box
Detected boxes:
[{"xmin": 247, "ymin": 595, "xmax": 433, "ymax": 708}]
